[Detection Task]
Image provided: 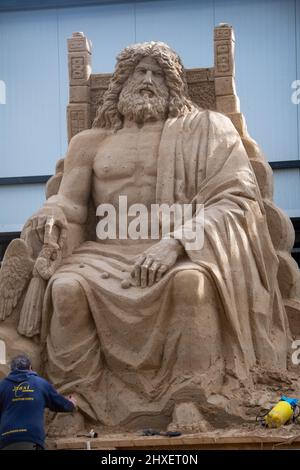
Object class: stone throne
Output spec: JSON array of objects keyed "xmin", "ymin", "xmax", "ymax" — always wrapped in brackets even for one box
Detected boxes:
[{"xmin": 46, "ymin": 23, "xmax": 300, "ymax": 339}]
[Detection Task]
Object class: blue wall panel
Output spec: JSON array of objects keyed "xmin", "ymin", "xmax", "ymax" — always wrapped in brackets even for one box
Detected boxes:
[
  {"xmin": 135, "ymin": 0, "xmax": 214, "ymax": 68},
  {"xmin": 0, "ymin": 9, "xmax": 61, "ymax": 177},
  {"xmin": 214, "ymin": 0, "xmax": 298, "ymax": 163},
  {"xmin": 273, "ymin": 169, "xmax": 300, "ymax": 217},
  {"xmin": 296, "ymin": 0, "xmax": 300, "ymax": 162},
  {"xmin": 0, "ymin": 184, "xmax": 46, "ymax": 231}
]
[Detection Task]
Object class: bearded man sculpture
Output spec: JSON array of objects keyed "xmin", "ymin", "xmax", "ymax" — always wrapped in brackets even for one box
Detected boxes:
[{"xmin": 0, "ymin": 41, "xmax": 291, "ymax": 432}]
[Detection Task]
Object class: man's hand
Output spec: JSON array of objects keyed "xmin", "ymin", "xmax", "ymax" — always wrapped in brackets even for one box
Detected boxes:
[
  {"xmin": 131, "ymin": 238, "xmax": 183, "ymax": 287},
  {"xmin": 68, "ymin": 395, "xmax": 77, "ymax": 408}
]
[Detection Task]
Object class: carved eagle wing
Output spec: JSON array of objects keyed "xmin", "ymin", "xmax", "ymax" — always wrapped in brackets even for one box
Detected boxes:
[{"xmin": 0, "ymin": 239, "xmax": 34, "ymax": 321}]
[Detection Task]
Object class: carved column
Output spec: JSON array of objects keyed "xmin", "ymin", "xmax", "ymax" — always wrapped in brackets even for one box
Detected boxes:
[
  {"xmin": 67, "ymin": 32, "xmax": 92, "ymax": 142},
  {"xmin": 214, "ymin": 23, "xmax": 241, "ymax": 127}
]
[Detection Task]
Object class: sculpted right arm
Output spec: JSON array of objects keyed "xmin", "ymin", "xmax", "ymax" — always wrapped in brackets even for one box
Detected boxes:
[
  {"xmin": 44, "ymin": 130, "xmax": 95, "ymax": 224},
  {"xmin": 24, "ymin": 129, "xmax": 99, "ymax": 251}
]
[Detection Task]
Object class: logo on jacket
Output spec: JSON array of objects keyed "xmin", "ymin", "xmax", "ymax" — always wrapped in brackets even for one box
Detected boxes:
[{"xmin": 13, "ymin": 382, "xmax": 34, "ymax": 398}]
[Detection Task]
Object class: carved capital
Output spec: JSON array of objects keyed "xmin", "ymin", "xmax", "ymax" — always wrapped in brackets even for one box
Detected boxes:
[
  {"xmin": 67, "ymin": 32, "xmax": 92, "ymax": 53},
  {"xmin": 214, "ymin": 24, "xmax": 235, "ymax": 78}
]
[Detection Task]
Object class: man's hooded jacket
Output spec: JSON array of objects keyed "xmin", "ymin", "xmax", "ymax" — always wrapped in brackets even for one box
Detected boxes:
[{"xmin": 0, "ymin": 369, "xmax": 74, "ymax": 448}]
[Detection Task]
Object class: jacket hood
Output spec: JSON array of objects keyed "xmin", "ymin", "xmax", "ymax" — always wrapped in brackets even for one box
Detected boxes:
[{"xmin": 5, "ymin": 370, "xmax": 38, "ymax": 384}]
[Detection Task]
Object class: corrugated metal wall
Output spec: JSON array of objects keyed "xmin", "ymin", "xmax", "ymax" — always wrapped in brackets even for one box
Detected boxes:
[{"xmin": 0, "ymin": 0, "xmax": 299, "ymax": 231}]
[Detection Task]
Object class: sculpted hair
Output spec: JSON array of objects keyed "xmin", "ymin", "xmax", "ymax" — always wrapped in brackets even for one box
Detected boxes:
[{"xmin": 92, "ymin": 41, "xmax": 194, "ymax": 130}]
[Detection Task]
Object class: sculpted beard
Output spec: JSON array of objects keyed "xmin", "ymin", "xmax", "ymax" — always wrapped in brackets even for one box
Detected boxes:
[{"xmin": 117, "ymin": 76, "xmax": 169, "ymax": 124}]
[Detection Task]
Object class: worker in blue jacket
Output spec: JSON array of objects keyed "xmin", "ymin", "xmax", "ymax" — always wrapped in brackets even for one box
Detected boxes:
[{"xmin": 0, "ymin": 354, "xmax": 76, "ymax": 450}]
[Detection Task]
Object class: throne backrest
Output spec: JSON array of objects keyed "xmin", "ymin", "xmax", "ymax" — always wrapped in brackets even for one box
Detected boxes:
[{"xmin": 67, "ymin": 24, "xmax": 241, "ymax": 141}]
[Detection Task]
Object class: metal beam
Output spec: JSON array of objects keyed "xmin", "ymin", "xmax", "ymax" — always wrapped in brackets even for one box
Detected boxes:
[
  {"xmin": 269, "ymin": 160, "xmax": 300, "ymax": 170},
  {"xmin": 0, "ymin": 0, "xmax": 164, "ymax": 12},
  {"xmin": 0, "ymin": 175, "xmax": 51, "ymax": 186}
]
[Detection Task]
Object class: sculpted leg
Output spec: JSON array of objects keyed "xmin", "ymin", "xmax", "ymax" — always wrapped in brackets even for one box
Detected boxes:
[
  {"xmin": 48, "ymin": 276, "xmax": 101, "ymax": 383},
  {"xmin": 46, "ymin": 277, "xmax": 101, "ymax": 436},
  {"xmin": 168, "ymin": 269, "xmax": 222, "ymax": 432},
  {"xmin": 171, "ymin": 269, "xmax": 222, "ymax": 375},
  {"xmin": 50, "ymin": 277, "xmax": 94, "ymax": 349}
]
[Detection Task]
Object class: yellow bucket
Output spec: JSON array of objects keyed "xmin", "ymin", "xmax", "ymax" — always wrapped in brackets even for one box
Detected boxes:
[{"xmin": 264, "ymin": 400, "xmax": 293, "ymax": 428}]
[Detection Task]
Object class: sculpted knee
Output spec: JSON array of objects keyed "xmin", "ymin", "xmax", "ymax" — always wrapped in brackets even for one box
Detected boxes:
[
  {"xmin": 172, "ymin": 270, "xmax": 212, "ymax": 305},
  {"xmin": 52, "ymin": 277, "xmax": 84, "ymax": 312}
]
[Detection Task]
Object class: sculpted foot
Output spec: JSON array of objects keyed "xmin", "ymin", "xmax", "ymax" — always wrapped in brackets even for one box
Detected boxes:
[
  {"xmin": 168, "ymin": 402, "xmax": 210, "ymax": 433},
  {"xmin": 47, "ymin": 411, "xmax": 85, "ymax": 438}
]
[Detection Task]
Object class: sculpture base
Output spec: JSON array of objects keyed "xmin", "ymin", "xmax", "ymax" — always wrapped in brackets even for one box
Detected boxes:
[{"xmin": 52, "ymin": 425, "xmax": 300, "ymax": 450}]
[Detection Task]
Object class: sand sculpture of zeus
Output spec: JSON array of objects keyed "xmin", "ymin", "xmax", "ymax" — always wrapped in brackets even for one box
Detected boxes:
[{"xmin": 0, "ymin": 40, "xmax": 294, "ymax": 433}]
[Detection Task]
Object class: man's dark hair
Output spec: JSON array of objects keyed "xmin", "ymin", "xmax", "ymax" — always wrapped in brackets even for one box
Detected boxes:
[{"xmin": 10, "ymin": 355, "xmax": 31, "ymax": 371}]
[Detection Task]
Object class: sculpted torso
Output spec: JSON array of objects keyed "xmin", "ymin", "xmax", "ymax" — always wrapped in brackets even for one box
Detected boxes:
[
  {"xmin": 90, "ymin": 122, "xmax": 164, "ymax": 241},
  {"xmin": 93, "ymin": 121, "xmax": 163, "ymax": 211}
]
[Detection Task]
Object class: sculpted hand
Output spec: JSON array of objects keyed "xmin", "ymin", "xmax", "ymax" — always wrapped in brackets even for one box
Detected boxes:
[
  {"xmin": 25, "ymin": 207, "xmax": 68, "ymax": 253},
  {"xmin": 131, "ymin": 238, "xmax": 183, "ymax": 288}
]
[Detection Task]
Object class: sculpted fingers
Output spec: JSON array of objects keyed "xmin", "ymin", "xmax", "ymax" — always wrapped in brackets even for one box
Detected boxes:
[
  {"xmin": 131, "ymin": 251, "xmax": 169, "ymax": 287},
  {"xmin": 30, "ymin": 214, "xmax": 47, "ymax": 233},
  {"xmin": 29, "ymin": 216, "xmax": 44, "ymax": 243},
  {"xmin": 47, "ymin": 216, "xmax": 67, "ymax": 249},
  {"xmin": 45, "ymin": 216, "xmax": 67, "ymax": 248},
  {"xmin": 134, "ymin": 264, "xmax": 142, "ymax": 286},
  {"xmin": 131, "ymin": 255, "xmax": 146, "ymax": 286},
  {"xmin": 37, "ymin": 216, "xmax": 46, "ymax": 243},
  {"xmin": 156, "ymin": 264, "xmax": 168, "ymax": 282},
  {"xmin": 44, "ymin": 217, "xmax": 55, "ymax": 244},
  {"xmin": 148, "ymin": 262, "xmax": 160, "ymax": 287},
  {"xmin": 58, "ymin": 227, "xmax": 68, "ymax": 249},
  {"xmin": 141, "ymin": 257, "xmax": 153, "ymax": 288}
]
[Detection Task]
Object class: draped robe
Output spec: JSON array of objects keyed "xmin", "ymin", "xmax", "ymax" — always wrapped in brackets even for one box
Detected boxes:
[{"xmin": 41, "ymin": 109, "xmax": 289, "ymax": 426}]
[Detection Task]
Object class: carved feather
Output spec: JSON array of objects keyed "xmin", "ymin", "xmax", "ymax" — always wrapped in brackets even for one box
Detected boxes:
[{"xmin": 0, "ymin": 239, "xmax": 34, "ymax": 321}]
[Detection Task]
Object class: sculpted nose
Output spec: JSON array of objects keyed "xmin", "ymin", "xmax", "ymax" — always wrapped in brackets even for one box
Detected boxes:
[{"xmin": 143, "ymin": 70, "xmax": 153, "ymax": 84}]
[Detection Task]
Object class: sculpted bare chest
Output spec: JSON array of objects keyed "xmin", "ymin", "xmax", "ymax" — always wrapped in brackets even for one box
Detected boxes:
[{"xmin": 93, "ymin": 126, "xmax": 162, "ymax": 182}]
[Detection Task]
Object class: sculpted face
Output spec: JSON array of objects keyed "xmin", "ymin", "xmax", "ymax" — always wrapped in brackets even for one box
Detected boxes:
[
  {"xmin": 117, "ymin": 56, "xmax": 169, "ymax": 124},
  {"xmin": 132, "ymin": 56, "xmax": 167, "ymax": 95}
]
